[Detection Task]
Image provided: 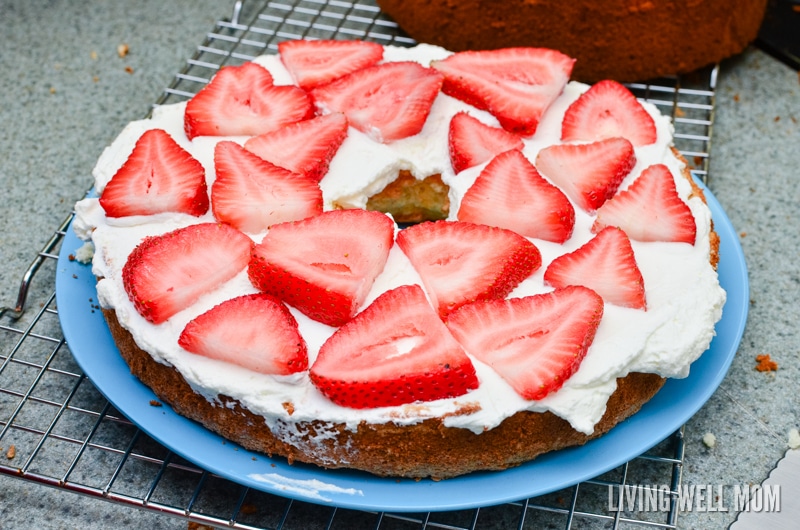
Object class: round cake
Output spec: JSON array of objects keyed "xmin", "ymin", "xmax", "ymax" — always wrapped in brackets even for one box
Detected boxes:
[
  {"xmin": 73, "ymin": 41, "xmax": 726, "ymax": 479},
  {"xmin": 376, "ymin": 0, "xmax": 768, "ymax": 82}
]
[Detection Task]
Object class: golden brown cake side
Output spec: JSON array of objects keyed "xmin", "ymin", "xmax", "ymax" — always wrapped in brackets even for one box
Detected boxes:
[
  {"xmin": 376, "ymin": 0, "xmax": 768, "ymax": 82},
  {"xmin": 105, "ymin": 307, "xmax": 665, "ymax": 479}
]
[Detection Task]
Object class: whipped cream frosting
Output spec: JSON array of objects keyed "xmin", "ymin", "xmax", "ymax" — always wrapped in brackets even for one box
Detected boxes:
[{"xmin": 74, "ymin": 44, "xmax": 726, "ymax": 438}]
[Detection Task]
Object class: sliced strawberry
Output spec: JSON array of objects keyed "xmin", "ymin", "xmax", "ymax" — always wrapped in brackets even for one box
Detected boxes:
[
  {"xmin": 431, "ymin": 47, "xmax": 574, "ymax": 136},
  {"xmin": 310, "ymin": 284, "xmax": 478, "ymax": 409},
  {"xmin": 278, "ymin": 39, "xmax": 384, "ymax": 90},
  {"xmin": 544, "ymin": 227, "xmax": 646, "ymax": 310},
  {"xmin": 99, "ymin": 129, "xmax": 208, "ymax": 218},
  {"xmin": 248, "ymin": 209, "xmax": 395, "ymax": 327},
  {"xmin": 457, "ymin": 149, "xmax": 575, "ymax": 243},
  {"xmin": 592, "ymin": 164, "xmax": 697, "ymax": 244},
  {"xmin": 448, "ymin": 111, "xmax": 524, "ymax": 174},
  {"xmin": 310, "ymin": 61, "xmax": 443, "ymax": 143},
  {"xmin": 396, "ymin": 220, "xmax": 541, "ymax": 318},
  {"xmin": 446, "ymin": 285, "xmax": 603, "ymax": 401},
  {"xmin": 535, "ymin": 137, "xmax": 636, "ymax": 213},
  {"xmin": 561, "ymin": 80, "xmax": 657, "ymax": 147},
  {"xmin": 184, "ymin": 62, "xmax": 313, "ymax": 140},
  {"xmin": 243, "ymin": 113, "xmax": 348, "ymax": 182},
  {"xmin": 122, "ymin": 223, "xmax": 253, "ymax": 324},
  {"xmin": 212, "ymin": 141, "xmax": 322, "ymax": 233},
  {"xmin": 178, "ymin": 293, "xmax": 308, "ymax": 375}
]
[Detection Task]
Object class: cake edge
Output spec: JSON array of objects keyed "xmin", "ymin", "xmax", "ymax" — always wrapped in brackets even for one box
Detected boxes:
[{"xmin": 104, "ymin": 306, "xmax": 666, "ymax": 479}]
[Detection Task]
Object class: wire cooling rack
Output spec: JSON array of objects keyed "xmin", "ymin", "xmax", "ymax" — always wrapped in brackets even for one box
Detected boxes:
[{"xmin": 0, "ymin": 1, "xmax": 718, "ymax": 528}]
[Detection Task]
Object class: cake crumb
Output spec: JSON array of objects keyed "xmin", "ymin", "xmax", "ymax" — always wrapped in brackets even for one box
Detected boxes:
[
  {"xmin": 125, "ymin": 66, "xmax": 134, "ymax": 74},
  {"xmin": 439, "ymin": 401, "xmax": 481, "ymax": 419},
  {"xmin": 74, "ymin": 242, "xmax": 95, "ymax": 264},
  {"xmin": 149, "ymin": 400, "xmax": 163, "ymax": 407},
  {"xmin": 755, "ymin": 354, "xmax": 778, "ymax": 372},
  {"xmin": 788, "ymin": 428, "xmax": 800, "ymax": 449},
  {"xmin": 188, "ymin": 523, "xmax": 215, "ymax": 530},
  {"xmin": 702, "ymin": 433, "xmax": 716, "ymax": 448},
  {"xmin": 6, "ymin": 445, "xmax": 16, "ymax": 459},
  {"xmin": 117, "ymin": 43, "xmax": 129, "ymax": 58}
]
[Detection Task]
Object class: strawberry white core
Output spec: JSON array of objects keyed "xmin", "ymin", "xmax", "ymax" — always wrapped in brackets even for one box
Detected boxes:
[{"xmin": 74, "ymin": 44, "xmax": 725, "ymax": 438}]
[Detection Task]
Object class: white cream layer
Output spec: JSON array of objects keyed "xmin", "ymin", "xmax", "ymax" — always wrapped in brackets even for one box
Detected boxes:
[{"xmin": 74, "ymin": 44, "xmax": 726, "ymax": 437}]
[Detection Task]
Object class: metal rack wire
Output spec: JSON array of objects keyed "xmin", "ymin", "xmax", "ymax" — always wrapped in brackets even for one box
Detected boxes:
[{"xmin": 0, "ymin": 1, "xmax": 718, "ymax": 528}]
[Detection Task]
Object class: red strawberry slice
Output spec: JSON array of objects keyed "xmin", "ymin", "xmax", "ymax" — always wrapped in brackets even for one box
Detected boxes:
[
  {"xmin": 544, "ymin": 227, "xmax": 646, "ymax": 310},
  {"xmin": 212, "ymin": 141, "xmax": 322, "ymax": 233},
  {"xmin": 310, "ymin": 284, "xmax": 478, "ymax": 409},
  {"xmin": 178, "ymin": 293, "xmax": 308, "ymax": 376},
  {"xmin": 122, "ymin": 223, "xmax": 253, "ymax": 324},
  {"xmin": 535, "ymin": 137, "xmax": 636, "ymax": 213},
  {"xmin": 431, "ymin": 47, "xmax": 575, "ymax": 136},
  {"xmin": 396, "ymin": 220, "xmax": 542, "ymax": 318},
  {"xmin": 310, "ymin": 61, "xmax": 443, "ymax": 143},
  {"xmin": 184, "ymin": 62, "xmax": 313, "ymax": 140},
  {"xmin": 561, "ymin": 80, "xmax": 657, "ymax": 147},
  {"xmin": 593, "ymin": 164, "xmax": 697, "ymax": 244},
  {"xmin": 243, "ymin": 113, "xmax": 348, "ymax": 182},
  {"xmin": 278, "ymin": 39, "xmax": 384, "ymax": 90},
  {"xmin": 248, "ymin": 209, "xmax": 395, "ymax": 327},
  {"xmin": 457, "ymin": 149, "xmax": 575, "ymax": 243},
  {"xmin": 446, "ymin": 285, "xmax": 604, "ymax": 401},
  {"xmin": 448, "ymin": 111, "xmax": 524, "ymax": 174},
  {"xmin": 99, "ymin": 129, "xmax": 208, "ymax": 218}
]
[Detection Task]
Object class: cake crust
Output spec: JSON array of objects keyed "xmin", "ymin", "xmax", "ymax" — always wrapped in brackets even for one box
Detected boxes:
[{"xmin": 376, "ymin": 0, "xmax": 768, "ymax": 82}]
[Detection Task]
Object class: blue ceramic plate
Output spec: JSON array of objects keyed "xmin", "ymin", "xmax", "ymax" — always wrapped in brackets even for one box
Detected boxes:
[{"xmin": 56, "ymin": 182, "xmax": 748, "ymax": 512}]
